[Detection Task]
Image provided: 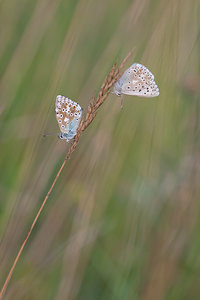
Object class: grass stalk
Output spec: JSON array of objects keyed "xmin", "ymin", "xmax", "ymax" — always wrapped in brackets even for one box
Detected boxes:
[{"xmin": 0, "ymin": 50, "xmax": 133, "ymax": 299}]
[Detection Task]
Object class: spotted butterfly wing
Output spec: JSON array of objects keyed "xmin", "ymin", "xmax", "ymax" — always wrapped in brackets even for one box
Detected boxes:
[
  {"xmin": 114, "ymin": 63, "xmax": 159, "ymax": 97},
  {"xmin": 55, "ymin": 95, "xmax": 82, "ymax": 142}
]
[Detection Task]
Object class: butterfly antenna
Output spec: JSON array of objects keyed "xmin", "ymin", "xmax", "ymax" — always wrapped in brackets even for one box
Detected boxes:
[{"xmin": 43, "ymin": 132, "xmax": 59, "ymax": 138}]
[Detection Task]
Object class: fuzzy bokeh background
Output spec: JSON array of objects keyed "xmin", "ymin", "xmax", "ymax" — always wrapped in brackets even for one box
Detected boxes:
[{"xmin": 0, "ymin": 0, "xmax": 199, "ymax": 299}]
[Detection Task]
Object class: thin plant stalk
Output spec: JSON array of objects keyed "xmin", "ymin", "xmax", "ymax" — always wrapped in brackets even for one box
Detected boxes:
[{"xmin": 0, "ymin": 49, "xmax": 134, "ymax": 299}]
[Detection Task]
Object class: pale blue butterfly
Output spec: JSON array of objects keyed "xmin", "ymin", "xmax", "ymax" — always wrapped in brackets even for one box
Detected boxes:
[
  {"xmin": 114, "ymin": 63, "xmax": 159, "ymax": 98},
  {"xmin": 55, "ymin": 95, "xmax": 82, "ymax": 142}
]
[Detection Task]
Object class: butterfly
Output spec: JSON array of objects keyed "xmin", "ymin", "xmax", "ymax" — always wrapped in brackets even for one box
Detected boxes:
[
  {"xmin": 114, "ymin": 63, "xmax": 159, "ymax": 98},
  {"xmin": 55, "ymin": 95, "xmax": 82, "ymax": 142}
]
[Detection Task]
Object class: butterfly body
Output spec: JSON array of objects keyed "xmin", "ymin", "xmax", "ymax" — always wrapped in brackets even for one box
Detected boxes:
[
  {"xmin": 55, "ymin": 95, "xmax": 82, "ymax": 142},
  {"xmin": 114, "ymin": 63, "xmax": 159, "ymax": 98}
]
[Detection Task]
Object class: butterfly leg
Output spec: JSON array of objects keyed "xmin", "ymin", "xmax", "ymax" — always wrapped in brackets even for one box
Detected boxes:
[{"xmin": 120, "ymin": 95, "xmax": 124, "ymax": 111}]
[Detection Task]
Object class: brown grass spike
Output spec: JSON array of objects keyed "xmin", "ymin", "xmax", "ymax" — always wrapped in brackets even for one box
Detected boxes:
[{"xmin": 0, "ymin": 50, "xmax": 134, "ymax": 299}]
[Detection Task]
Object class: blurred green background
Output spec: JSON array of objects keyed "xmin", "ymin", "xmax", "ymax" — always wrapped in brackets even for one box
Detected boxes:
[{"xmin": 0, "ymin": 0, "xmax": 200, "ymax": 299}]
